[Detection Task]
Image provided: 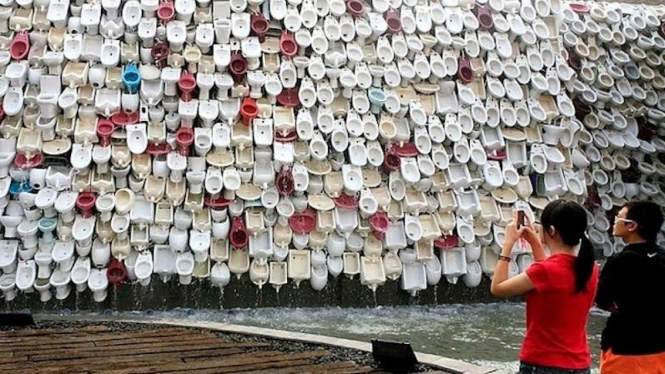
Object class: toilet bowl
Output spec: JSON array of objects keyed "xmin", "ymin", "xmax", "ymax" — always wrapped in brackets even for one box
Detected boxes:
[
  {"xmin": 52, "ymin": 240, "xmax": 75, "ymax": 271},
  {"xmin": 71, "ymin": 256, "xmax": 91, "ymax": 292},
  {"xmin": 49, "ymin": 267, "xmax": 71, "ymax": 300},
  {"xmin": 73, "ymin": 215, "xmax": 96, "ymax": 244},
  {"xmin": 34, "ymin": 248, "xmax": 54, "ymax": 279},
  {"xmin": 16, "ymin": 260, "xmax": 36, "ymax": 293},
  {"xmin": 126, "ymin": 123, "xmax": 148, "ymax": 154},
  {"xmin": 89, "ymin": 237, "xmax": 111, "ymax": 268},
  {"xmin": 71, "ymin": 143, "xmax": 93, "ymax": 170},
  {"xmin": 87, "ymin": 268, "xmax": 108, "ymax": 302},
  {"xmin": 34, "ymin": 277, "xmax": 52, "ymax": 302},
  {"xmin": 0, "ymin": 272, "xmax": 16, "ymax": 301}
]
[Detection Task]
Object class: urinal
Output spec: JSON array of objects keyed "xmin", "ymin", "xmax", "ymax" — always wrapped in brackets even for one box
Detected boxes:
[
  {"xmin": 175, "ymin": 251, "xmax": 195, "ymax": 285},
  {"xmin": 360, "ymin": 256, "xmax": 386, "ymax": 292},
  {"xmin": 462, "ymin": 260, "xmax": 483, "ymax": 288},
  {"xmin": 133, "ymin": 251, "xmax": 153, "ymax": 286},
  {"xmin": 70, "ymin": 256, "xmax": 91, "ymax": 292},
  {"xmin": 209, "ymin": 262, "xmax": 231, "ymax": 290},
  {"xmin": 400, "ymin": 261, "xmax": 426, "ymax": 296}
]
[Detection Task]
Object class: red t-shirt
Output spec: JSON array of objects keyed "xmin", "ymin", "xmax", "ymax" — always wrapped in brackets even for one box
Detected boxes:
[{"xmin": 521, "ymin": 254, "xmax": 599, "ymax": 369}]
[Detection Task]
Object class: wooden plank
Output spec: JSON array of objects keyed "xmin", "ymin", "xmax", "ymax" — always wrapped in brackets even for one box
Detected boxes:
[
  {"xmin": 19, "ymin": 336, "xmax": 223, "ymax": 355},
  {"xmin": 0, "ymin": 326, "xmax": 109, "ymax": 337},
  {"xmin": 33, "ymin": 359, "xmax": 183, "ymax": 374},
  {"xmin": 29, "ymin": 342, "xmax": 268, "ymax": 362},
  {"xmin": 93, "ymin": 333, "xmax": 220, "ymax": 347},
  {"xmin": 31, "ymin": 348, "xmax": 248, "ymax": 374},
  {"xmin": 96, "ymin": 350, "xmax": 330, "ymax": 374},
  {"xmin": 234, "ymin": 360, "xmax": 359, "ymax": 374},
  {"xmin": 0, "ymin": 342, "xmax": 97, "ymax": 353},
  {"xmin": 158, "ymin": 359, "xmax": 315, "ymax": 374},
  {"xmin": 0, "ymin": 328, "xmax": 197, "ymax": 346},
  {"xmin": 0, "ymin": 356, "xmax": 27, "ymax": 365}
]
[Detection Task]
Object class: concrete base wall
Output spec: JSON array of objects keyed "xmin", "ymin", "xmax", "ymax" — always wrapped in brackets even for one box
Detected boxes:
[{"xmin": 1, "ymin": 275, "xmax": 499, "ymax": 312}]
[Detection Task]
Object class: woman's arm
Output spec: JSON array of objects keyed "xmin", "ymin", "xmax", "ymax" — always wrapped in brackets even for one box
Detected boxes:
[
  {"xmin": 522, "ymin": 215, "xmax": 547, "ymax": 261},
  {"xmin": 491, "ymin": 238, "xmax": 536, "ymax": 297}
]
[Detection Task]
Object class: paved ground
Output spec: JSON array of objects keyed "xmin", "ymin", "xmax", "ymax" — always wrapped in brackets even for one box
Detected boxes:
[{"xmin": 0, "ymin": 322, "xmax": 451, "ymax": 374}]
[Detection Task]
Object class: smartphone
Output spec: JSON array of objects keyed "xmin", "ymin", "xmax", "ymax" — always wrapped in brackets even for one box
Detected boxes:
[{"xmin": 517, "ymin": 210, "xmax": 525, "ymax": 229}]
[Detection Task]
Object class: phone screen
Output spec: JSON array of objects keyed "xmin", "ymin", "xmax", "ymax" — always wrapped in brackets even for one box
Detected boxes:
[{"xmin": 517, "ymin": 211, "xmax": 525, "ymax": 229}]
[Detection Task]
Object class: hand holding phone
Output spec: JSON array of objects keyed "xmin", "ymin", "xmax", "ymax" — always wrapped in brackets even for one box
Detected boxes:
[{"xmin": 517, "ymin": 210, "xmax": 525, "ymax": 230}]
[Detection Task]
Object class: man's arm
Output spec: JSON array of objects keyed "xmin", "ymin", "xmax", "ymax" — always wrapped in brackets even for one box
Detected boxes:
[{"xmin": 595, "ymin": 255, "xmax": 622, "ymax": 312}]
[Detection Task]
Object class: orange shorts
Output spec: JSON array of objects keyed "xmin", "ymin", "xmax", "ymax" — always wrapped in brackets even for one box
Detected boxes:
[{"xmin": 601, "ymin": 349, "xmax": 665, "ymax": 374}]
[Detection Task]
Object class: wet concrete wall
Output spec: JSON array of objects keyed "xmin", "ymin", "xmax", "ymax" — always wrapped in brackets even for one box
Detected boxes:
[{"xmin": 1, "ymin": 275, "xmax": 500, "ymax": 312}]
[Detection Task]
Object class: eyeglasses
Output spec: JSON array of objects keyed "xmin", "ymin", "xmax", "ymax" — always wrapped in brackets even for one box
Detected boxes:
[{"xmin": 615, "ymin": 218, "xmax": 636, "ymax": 225}]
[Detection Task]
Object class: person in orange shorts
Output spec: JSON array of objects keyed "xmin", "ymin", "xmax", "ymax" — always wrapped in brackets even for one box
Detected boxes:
[{"xmin": 596, "ymin": 201, "xmax": 665, "ymax": 374}]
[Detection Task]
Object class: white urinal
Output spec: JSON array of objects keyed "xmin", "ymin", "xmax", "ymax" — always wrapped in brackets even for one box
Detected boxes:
[
  {"xmin": 310, "ymin": 263, "xmax": 328, "ymax": 291},
  {"xmin": 134, "ymin": 251, "xmax": 153, "ymax": 286},
  {"xmin": 425, "ymin": 256, "xmax": 442, "ymax": 286},
  {"xmin": 153, "ymin": 245, "xmax": 177, "ymax": 282},
  {"xmin": 462, "ymin": 261, "xmax": 483, "ymax": 288},
  {"xmin": 400, "ymin": 261, "xmax": 426, "ymax": 296},
  {"xmin": 175, "ymin": 251, "xmax": 195, "ymax": 285},
  {"xmin": 440, "ymin": 247, "xmax": 467, "ymax": 284},
  {"xmin": 210, "ymin": 262, "xmax": 231, "ymax": 289}
]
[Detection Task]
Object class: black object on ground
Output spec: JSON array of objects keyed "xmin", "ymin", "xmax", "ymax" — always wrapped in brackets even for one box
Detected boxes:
[
  {"xmin": 371, "ymin": 339, "xmax": 418, "ymax": 373},
  {"xmin": 0, "ymin": 313, "xmax": 35, "ymax": 327}
]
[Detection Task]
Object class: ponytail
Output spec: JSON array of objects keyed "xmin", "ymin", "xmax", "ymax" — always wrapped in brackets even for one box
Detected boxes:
[
  {"xmin": 574, "ymin": 236, "xmax": 596, "ymax": 293},
  {"xmin": 541, "ymin": 199, "xmax": 596, "ymax": 294}
]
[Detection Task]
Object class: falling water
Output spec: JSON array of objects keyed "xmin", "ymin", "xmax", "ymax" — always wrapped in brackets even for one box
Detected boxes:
[
  {"xmin": 132, "ymin": 283, "xmax": 141, "ymax": 309},
  {"xmin": 218, "ymin": 288, "xmax": 224, "ymax": 310},
  {"xmin": 112, "ymin": 284, "xmax": 119, "ymax": 310},
  {"xmin": 433, "ymin": 285, "xmax": 438, "ymax": 305},
  {"xmin": 74, "ymin": 291, "xmax": 81, "ymax": 311}
]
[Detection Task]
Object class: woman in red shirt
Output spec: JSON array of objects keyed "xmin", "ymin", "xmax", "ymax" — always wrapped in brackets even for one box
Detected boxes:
[{"xmin": 491, "ymin": 200, "xmax": 599, "ymax": 374}]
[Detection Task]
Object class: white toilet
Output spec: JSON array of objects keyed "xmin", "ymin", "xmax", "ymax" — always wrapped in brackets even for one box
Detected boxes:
[
  {"xmin": 71, "ymin": 256, "xmax": 92, "ymax": 292},
  {"xmin": 16, "ymin": 260, "xmax": 37, "ymax": 293},
  {"xmin": 0, "ymin": 273, "xmax": 17, "ymax": 301},
  {"xmin": 0, "ymin": 240, "xmax": 19, "ymax": 273},
  {"xmin": 52, "ymin": 240, "xmax": 76, "ymax": 272},
  {"xmin": 88, "ymin": 268, "xmax": 109, "ymax": 302},
  {"xmin": 34, "ymin": 250, "xmax": 53, "ymax": 279},
  {"xmin": 50, "ymin": 268, "xmax": 72, "ymax": 300},
  {"xmin": 34, "ymin": 278, "xmax": 53, "ymax": 302}
]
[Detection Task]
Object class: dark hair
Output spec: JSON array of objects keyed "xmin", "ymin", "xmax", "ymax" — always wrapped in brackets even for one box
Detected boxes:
[
  {"xmin": 623, "ymin": 201, "xmax": 664, "ymax": 243},
  {"xmin": 540, "ymin": 200, "xmax": 595, "ymax": 293}
]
